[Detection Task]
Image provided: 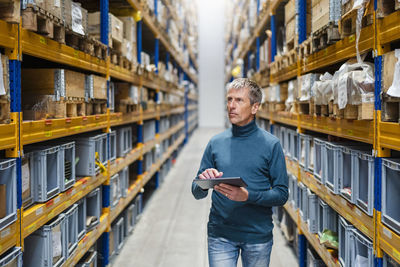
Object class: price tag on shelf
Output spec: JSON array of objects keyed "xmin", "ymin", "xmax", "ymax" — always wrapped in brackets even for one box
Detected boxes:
[
  {"xmin": 383, "ymin": 227, "xmax": 392, "ymax": 239},
  {"xmin": 349, "ymin": 35, "xmax": 356, "ymax": 43},
  {"xmin": 36, "ymin": 207, "xmax": 43, "ymax": 216},
  {"xmin": 45, "ymin": 131, "xmax": 52, "ymax": 137}
]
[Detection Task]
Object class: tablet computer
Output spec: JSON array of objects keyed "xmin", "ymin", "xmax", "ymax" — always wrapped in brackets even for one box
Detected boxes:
[{"xmin": 193, "ymin": 177, "xmax": 247, "ymax": 190}]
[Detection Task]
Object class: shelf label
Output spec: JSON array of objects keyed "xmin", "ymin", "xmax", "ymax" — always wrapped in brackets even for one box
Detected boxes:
[
  {"xmin": 74, "ymin": 126, "xmax": 82, "ymax": 132},
  {"xmin": 39, "ymin": 36, "xmax": 47, "ymax": 45},
  {"xmin": 74, "ymin": 50, "xmax": 79, "ymax": 58},
  {"xmin": 36, "ymin": 207, "xmax": 43, "ymax": 216},
  {"xmin": 1, "ymin": 228, "xmax": 11, "ymax": 239},
  {"xmin": 45, "ymin": 131, "xmax": 52, "ymax": 137},
  {"xmin": 349, "ymin": 35, "xmax": 356, "ymax": 43},
  {"xmin": 383, "ymin": 227, "xmax": 392, "ymax": 239},
  {"xmin": 341, "ymin": 198, "xmax": 347, "ymax": 206},
  {"xmin": 54, "ymin": 196, "xmax": 60, "ymax": 204},
  {"xmin": 347, "ymin": 129, "xmax": 354, "ymax": 135}
]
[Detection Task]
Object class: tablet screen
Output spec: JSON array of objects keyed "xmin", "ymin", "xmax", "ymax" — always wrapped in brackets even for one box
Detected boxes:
[{"xmin": 193, "ymin": 177, "xmax": 247, "ymax": 190}]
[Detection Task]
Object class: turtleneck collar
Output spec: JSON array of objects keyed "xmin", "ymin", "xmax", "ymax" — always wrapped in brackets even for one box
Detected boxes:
[{"xmin": 232, "ymin": 119, "xmax": 258, "ymax": 137}]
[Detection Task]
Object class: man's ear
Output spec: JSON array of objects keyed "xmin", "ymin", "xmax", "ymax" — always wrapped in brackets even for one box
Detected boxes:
[{"xmin": 251, "ymin": 103, "xmax": 260, "ymax": 115}]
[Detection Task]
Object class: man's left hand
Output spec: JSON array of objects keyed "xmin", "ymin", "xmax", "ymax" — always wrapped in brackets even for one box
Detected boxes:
[{"xmin": 214, "ymin": 183, "xmax": 249, "ymax": 202}]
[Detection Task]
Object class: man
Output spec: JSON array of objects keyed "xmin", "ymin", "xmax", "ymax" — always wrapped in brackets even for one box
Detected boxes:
[{"xmin": 191, "ymin": 78, "xmax": 288, "ymax": 267}]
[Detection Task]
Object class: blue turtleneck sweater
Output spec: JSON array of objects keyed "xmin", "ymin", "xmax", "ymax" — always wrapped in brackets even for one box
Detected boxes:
[{"xmin": 192, "ymin": 119, "xmax": 288, "ymax": 243}]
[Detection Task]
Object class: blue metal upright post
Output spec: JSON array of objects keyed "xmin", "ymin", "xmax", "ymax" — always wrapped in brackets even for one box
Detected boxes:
[
  {"xmin": 166, "ymin": 52, "xmax": 170, "ymax": 69},
  {"xmin": 298, "ymin": 0, "xmax": 307, "ymax": 44},
  {"xmin": 298, "ymin": 234, "xmax": 307, "ymax": 267},
  {"xmin": 271, "ymin": 15, "xmax": 277, "ymax": 62},
  {"xmin": 100, "ymin": 0, "xmax": 109, "ymax": 46}
]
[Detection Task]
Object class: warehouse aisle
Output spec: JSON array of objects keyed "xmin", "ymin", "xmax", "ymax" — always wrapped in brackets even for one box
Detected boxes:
[{"xmin": 114, "ymin": 128, "xmax": 298, "ymax": 267}]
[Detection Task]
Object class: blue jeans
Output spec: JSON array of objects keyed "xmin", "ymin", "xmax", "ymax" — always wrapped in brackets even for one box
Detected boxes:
[{"xmin": 208, "ymin": 236, "xmax": 273, "ymax": 267}]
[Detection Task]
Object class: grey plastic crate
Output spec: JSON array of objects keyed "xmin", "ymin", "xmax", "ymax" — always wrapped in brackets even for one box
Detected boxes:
[
  {"xmin": 283, "ymin": 127, "xmax": 291, "ymax": 157},
  {"xmin": 290, "ymin": 130, "xmax": 299, "ymax": 161},
  {"xmin": 313, "ymin": 138, "xmax": 327, "ymax": 184},
  {"xmin": 110, "ymin": 174, "xmax": 121, "ymax": 209},
  {"xmin": 0, "ymin": 159, "xmax": 17, "ymax": 231},
  {"xmin": 307, "ymin": 248, "xmax": 325, "ymax": 267},
  {"xmin": 383, "ymin": 252, "xmax": 400, "ymax": 267},
  {"xmin": 86, "ymin": 187, "xmax": 101, "ymax": 231},
  {"xmin": 340, "ymin": 146, "xmax": 357, "ymax": 203},
  {"xmin": 339, "ymin": 216, "xmax": 355, "ymax": 267},
  {"xmin": 59, "ymin": 142, "xmax": 76, "ymax": 192},
  {"xmin": 382, "ymin": 158, "xmax": 400, "ymax": 235},
  {"xmin": 110, "ymin": 130, "xmax": 117, "ymax": 163},
  {"xmin": 119, "ymin": 167, "xmax": 129, "ymax": 198},
  {"xmin": 76, "ymin": 198, "xmax": 86, "ymax": 241},
  {"xmin": 124, "ymin": 203, "xmax": 136, "ymax": 235},
  {"xmin": 143, "ymin": 120, "xmax": 156, "ymax": 143},
  {"xmin": 307, "ymin": 189, "xmax": 318, "ymax": 234},
  {"xmin": 292, "ymin": 175, "xmax": 300, "ymax": 209},
  {"xmin": 27, "ymin": 145, "xmax": 62, "ymax": 203},
  {"xmin": 299, "ymin": 134, "xmax": 313, "ymax": 171},
  {"xmin": 115, "ymin": 217, "xmax": 125, "ymax": 254},
  {"xmin": 288, "ymin": 173, "xmax": 295, "ymax": 204},
  {"xmin": 65, "ymin": 204, "xmax": 78, "ymax": 257},
  {"xmin": 279, "ymin": 126, "xmax": 286, "ymax": 154},
  {"xmin": 354, "ymin": 150, "xmax": 374, "ymax": 216},
  {"xmin": 318, "ymin": 199, "xmax": 338, "ymax": 236},
  {"xmin": 24, "ymin": 214, "xmax": 67, "ymax": 267},
  {"xmin": 135, "ymin": 193, "xmax": 143, "ymax": 217},
  {"xmin": 22, "ymin": 156, "xmax": 34, "ymax": 208},
  {"xmin": 351, "ymin": 229, "xmax": 373, "ymax": 267},
  {"xmin": 299, "ymin": 182, "xmax": 307, "ymax": 221},
  {"xmin": 324, "ymin": 142, "xmax": 342, "ymax": 194},
  {"xmin": 0, "ymin": 247, "xmax": 22, "ymax": 267},
  {"xmin": 143, "ymin": 151, "xmax": 154, "ymax": 172},
  {"xmin": 76, "ymin": 249, "xmax": 97, "ymax": 267},
  {"xmin": 116, "ymin": 127, "xmax": 132, "ymax": 157},
  {"xmin": 72, "ymin": 133, "xmax": 107, "ymax": 177}
]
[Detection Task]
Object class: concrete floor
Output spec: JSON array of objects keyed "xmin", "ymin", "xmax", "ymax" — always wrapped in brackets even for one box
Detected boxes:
[{"xmin": 113, "ymin": 128, "xmax": 298, "ymax": 267}]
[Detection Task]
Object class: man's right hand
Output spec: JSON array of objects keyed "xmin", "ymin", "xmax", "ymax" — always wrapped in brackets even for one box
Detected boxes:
[{"xmin": 198, "ymin": 168, "xmax": 223, "ymax": 179}]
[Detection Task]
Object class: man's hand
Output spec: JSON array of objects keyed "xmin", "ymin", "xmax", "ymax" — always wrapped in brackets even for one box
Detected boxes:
[
  {"xmin": 198, "ymin": 168, "xmax": 223, "ymax": 179},
  {"xmin": 214, "ymin": 183, "xmax": 249, "ymax": 202}
]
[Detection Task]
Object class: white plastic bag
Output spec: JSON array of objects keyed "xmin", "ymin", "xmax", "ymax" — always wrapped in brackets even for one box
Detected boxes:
[{"xmin": 387, "ymin": 49, "xmax": 400, "ymax": 97}]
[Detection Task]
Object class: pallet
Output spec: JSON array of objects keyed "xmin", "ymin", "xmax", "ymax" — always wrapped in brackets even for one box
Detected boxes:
[
  {"xmin": 331, "ymin": 104, "xmax": 359, "ymax": 120},
  {"xmin": 85, "ymin": 99, "xmax": 107, "ymax": 116},
  {"xmin": 268, "ymin": 102, "xmax": 286, "ymax": 112},
  {"xmin": 311, "ymin": 23, "xmax": 340, "ymax": 53},
  {"xmin": 110, "ymin": 49, "xmax": 133, "ymax": 71},
  {"xmin": 339, "ymin": 3, "xmax": 374, "ymax": 38},
  {"xmin": 115, "ymin": 100, "xmax": 139, "ymax": 114},
  {"xmin": 23, "ymin": 96, "xmax": 86, "ymax": 120},
  {"xmin": 299, "ymin": 37, "xmax": 313, "ymax": 59},
  {"xmin": 297, "ymin": 100, "xmax": 314, "ymax": 115},
  {"xmin": 377, "ymin": 0, "xmax": 400, "ymax": 18},
  {"xmin": 0, "ymin": 96, "xmax": 10, "ymax": 124},
  {"xmin": 22, "ymin": 6, "xmax": 65, "ymax": 43},
  {"xmin": 314, "ymin": 104, "xmax": 329, "ymax": 117},
  {"xmin": 382, "ymin": 96, "xmax": 400, "ymax": 122}
]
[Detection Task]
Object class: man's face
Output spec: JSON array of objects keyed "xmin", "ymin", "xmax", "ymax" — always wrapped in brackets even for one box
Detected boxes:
[{"xmin": 226, "ymin": 87, "xmax": 259, "ymax": 126}]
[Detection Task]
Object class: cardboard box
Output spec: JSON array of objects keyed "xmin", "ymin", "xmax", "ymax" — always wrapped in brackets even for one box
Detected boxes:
[
  {"xmin": 0, "ymin": 0, "xmax": 20, "ymax": 23},
  {"xmin": 0, "ymin": 184, "xmax": 6, "ymax": 219},
  {"xmin": 285, "ymin": 0, "xmax": 296, "ymax": 23},
  {"xmin": 114, "ymin": 83, "xmax": 139, "ymax": 104},
  {"xmin": 118, "ymin": 16, "xmax": 136, "ymax": 42},
  {"xmin": 383, "ymin": 50, "xmax": 399, "ymax": 94},
  {"xmin": 45, "ymin": 0, "xmax": 62, "ymax": 20},
  {"xmin": 92, "ymin": 75, "xmax": 107, "ymax": 100},
  {"xmin": 22, "ymin": 69, "xmax": 86, "ymax": 99},
  {"xmin": 63, "ymin": 0, "xmax": 88, "ymax": 35},
  {"xmin": 286, "ymin": 17, "xmax": 296, "ymax": 46},
  {"xmin": 311, "ymin": 0, "xmax": 340, "ymax": 33},
  {"xmin": 88, "ymin": 12, "xmax": 123, "ymax": 45}
]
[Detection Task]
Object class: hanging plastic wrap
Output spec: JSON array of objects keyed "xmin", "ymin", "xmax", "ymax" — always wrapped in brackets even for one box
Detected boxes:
[
  {"xmin": 387, "ymin": 49, "xmax": 400, "ymax": 98},
  {"xmin": 0, "ymin": 54, "xmax": 6, "ymax": 96},
  {"xmin": 334, "ymin": 60, "xmax": 374, "ymax": 109}
]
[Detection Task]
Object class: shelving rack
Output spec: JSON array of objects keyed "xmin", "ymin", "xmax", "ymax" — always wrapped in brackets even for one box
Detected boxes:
[
  {"xmin": 225, "ymin": 0, "xmax": 400, "ymax": 266},
  {"xmin": 0, "ymin": 0, "xmax": 198, "ymax": 265}
]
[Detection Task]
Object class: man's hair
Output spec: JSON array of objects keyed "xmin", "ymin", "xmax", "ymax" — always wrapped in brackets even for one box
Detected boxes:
[{"xmin": 226, "ymin": 78, "xmax": 262, "ymax": 105}]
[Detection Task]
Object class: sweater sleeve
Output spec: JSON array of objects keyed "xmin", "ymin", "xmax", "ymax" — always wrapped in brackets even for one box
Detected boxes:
[
  {"xmin": 247, "ymin": 141, "xmax": 289, "ymax": 207},
  {"xmin": 191, "ymin": 141, "xmax": 214, "ymax": 200}
]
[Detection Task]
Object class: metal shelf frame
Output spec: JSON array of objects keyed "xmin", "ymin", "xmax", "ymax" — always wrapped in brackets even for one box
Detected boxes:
[
  {"xmin": 228, "ymin": 0, "xmax": 400, "ymax": 265},
  {"xmin": 0, "ymin": 0, "xmax": 199, "ymax": 264}
]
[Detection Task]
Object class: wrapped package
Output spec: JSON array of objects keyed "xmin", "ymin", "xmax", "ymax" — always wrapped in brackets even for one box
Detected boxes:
[
  {"xmin": 312, "ymin": 72, "xmax": 334, "ymax": 105},
  {"xmin": 285, "ymin": 79, "xmax": 298, "ymax": 111},
  {"xmin": 298, "ymin": 73, "xmax": 319, "ymax": 101}
]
